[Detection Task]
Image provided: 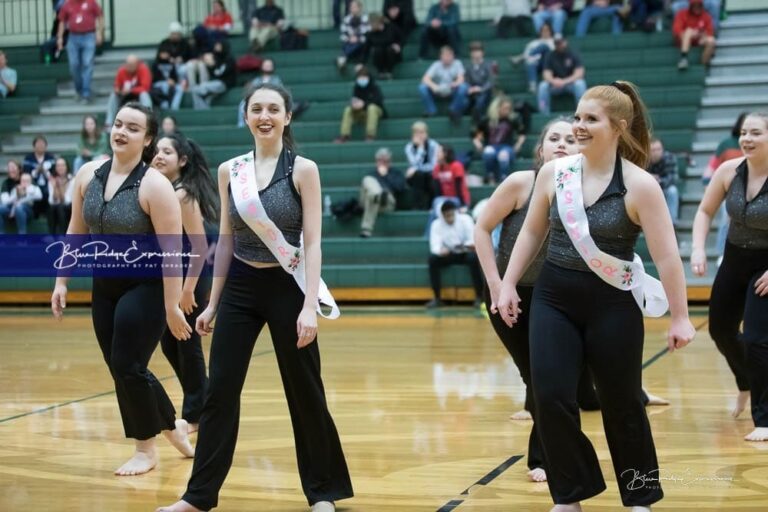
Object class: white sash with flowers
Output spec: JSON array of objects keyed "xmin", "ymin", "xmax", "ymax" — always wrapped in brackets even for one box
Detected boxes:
[
  {"xmin": 228, "ymin": 152, "xmax": 340, "ymax": 319},
  {"xmin": 554, "ymin": 154, "xmax": 668, "ymax": 317}
]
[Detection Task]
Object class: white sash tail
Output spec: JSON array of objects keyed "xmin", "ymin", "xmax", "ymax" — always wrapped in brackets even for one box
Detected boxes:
[
  {"xmin": 553, "ymin": 154, "xmax": 668, "ymax": 317},
  {"xmin": 227, "ymin": 151, "xmax": 340, "ymax": 319}
]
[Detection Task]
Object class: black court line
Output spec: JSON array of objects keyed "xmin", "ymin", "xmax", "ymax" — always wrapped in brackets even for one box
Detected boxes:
[
  {"xmin": 0, "ymin": 348, "xmax": 273, "ymax": 425},
  {"xmin": 435, "ymin": 317, "xmax": 712, "ymax": 511}
]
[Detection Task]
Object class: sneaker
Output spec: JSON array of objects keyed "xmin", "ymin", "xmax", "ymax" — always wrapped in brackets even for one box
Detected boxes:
[
  {"xmin": 334, "ymin": 135, "xmax": 349, "ymax": 144},
  {"xmin": 336, "ymin": 56, "xmax": 347, "ymax": 71},
  {"xmin": 677, "ymin": 57, "xmax": 689, "ymax": 70},
  {"xmin": 359, "ymin": 230, "xmax": 371, "ymax": 238},
  {"xmin": 82, "ymin": 96, "xmax": 93, "ymax": 105},
  {"xmin": 425, "ymin": 299, "xmax": 444, "ymax": 309},
  {"xmin": 310, "ymin": 502, "xmax": 335, "ymax": 512}
]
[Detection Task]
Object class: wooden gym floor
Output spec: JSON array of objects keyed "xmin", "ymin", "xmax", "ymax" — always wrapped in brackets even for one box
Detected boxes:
[{"xmin": 1, "ymin": 307, "xmax": 767, "ymax": 511}]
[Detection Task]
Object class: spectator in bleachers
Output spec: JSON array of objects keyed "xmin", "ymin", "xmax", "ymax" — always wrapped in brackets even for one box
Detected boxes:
[
  {"xmin": 405, "ymin": 121, "xmax": 440, "ymax": 209},
  {"xmin": 23, "ymin": 136, "xmax": 54, "ymax": 219},
  {"xmin": 337, "ymin": 0, "xmax": 371, "ymax": 71},
  {"xmin": 432, "ymin": 144, "xmax": 470, "ymax": 212},
  {"xmin": 333, "ymin": 0, "xmax": 353, "ymax": 29},
  {"xmin": 366, "ymin": 13, "xmax": 403, "ymax": 80},
  {"xmin": 239, "ymin": 0, "xmax": 256, "ymax": 32},
  {"xmin": 1, "ymin": 161, "xmax": 22, "ymax": 205},
  {"xmin": 193, "ymin": 0, "xmax": 234, "ymax": 52},
  {"xmin": 237, "ymin": 58, "xmax": 283, "ymax": 127},
  {"xmin": 647, "ymin": 137, "xmax": 679, "ymax": 222},
  {"xmin": 0, "ymin": 51, "xmax": 18, "ymax": 99},
  {"xmin": 510, "ymin": 23, "xmax": 555, "ymax": 94},
  {"xmin": 359, "ymin": 147, "xmax": 406, "ymax": 237},
  {"xmin": 150, "ymin": 48, "xmax": 185, "ymax": 111},
  {"xmin": 419, "ymin": 46, "xmax": 467, "ymax": 122},
  {"xmin": 537, "ymin": 35, "xmax": 586, "ymax": 115},
  {"xmin": 472, "ymin": 95, "xmax": 527, "ymax": 185},
  {"xmin": 73, "ymin": 115, "xmax": 109, "ymax": 173},
  {"xmin": 249, "ymin": 0, "xmax": 285, "ymax": 52},
  {"xmin": 575, "ymin": 0, "xmax": 631, "ymax": 37},
  {"xmin": 673, "ymin": 0, "xmax": 716, "ymax": 70},
  {"xmin": 495, "ymin": 0, "xmax": 534, "ymax": 38},
  {"xmin": 188, "ymin": 41, "xmax": 236, "ymax": 110},
  {"xmin": 47, "ymin": 157, "xmax": 74, "ymax": 234},
  {"xmin": 158, "ymin": 22, "xmax": 193, "ymax": 83},
  {"xmin": 383, "ymin": 0, "xmax": 417, "ymax": 39},
  {"xmin": 626, "ymin": 0, "xmax": 664, "ymax": 32},
  {"xmin": 419, "ymin": 0, "xmax": 461, "ymax": 59},
  {"xmin": 532, "ymin": 0, "xmax": 572, "ymax": 39},
  {"xmin": 427, "ymin": 201, "xmax": 483, "ymax": 308},
  {"xmin": 162, "ymin": 115, "xmax": 178, "ymax": 136},
  {"xmin": 56, "ymin": 0, "xmax": 103, "ymax": 104},
  {"xmin": 105, "ymin": 55, "xmax": 153, "ymax": 127},
  {"xmin": 464, "ymin": 41, "xmax": 495, "ymax": 123},
  {"xmin": 334, "ymin": 65, "xmax": 385, "ymax": 143},
  {"xmin": 672, "ymin": 0, "xmax": 720, "ymax": 30},
  {"xmin": 0, "ymin": 173, "xmax": 42, "ymax": 234}
]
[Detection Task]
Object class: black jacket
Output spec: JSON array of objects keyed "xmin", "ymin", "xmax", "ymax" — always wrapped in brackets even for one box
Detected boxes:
[{"xmin": 352, "ymin": 80, "xmax": 386, "ymax": 116}]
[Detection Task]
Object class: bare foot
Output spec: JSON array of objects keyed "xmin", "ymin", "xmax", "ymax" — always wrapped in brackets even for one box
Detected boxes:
[
  {"xmin": 744, "ymin": 427, "xmax": 768, "ymax": 442},
  {"xmin": 114, "ymin": 449, "xmax": 157, "ymax": 476},
  {"xmin": 550, "ymin": 504, "xmax": 582, "ymax": 512},
  {"xmin": 155, "ymin": 500, "xmax": 203, "ymax": 512},
  {"xmin": 732, "ymin": 391, "xmax": 750, "ymax": 418},
  {"xmin": 510, "ymin": 409, "xmax": 533, "ymax": 421},
  {"xmin": 187, "ymin": 423, "xmax": 199, "ymax": 434},
  {"xmin": 527, "ymin": 467, "xmax": 547, "ymax": 482},
  {"xmin": 644, "ymin": 390, "xmax": 670, "ymax": 406},
  {"xmin": 163, "ymin": 419, "xmax": 195, "ymax": 458}
]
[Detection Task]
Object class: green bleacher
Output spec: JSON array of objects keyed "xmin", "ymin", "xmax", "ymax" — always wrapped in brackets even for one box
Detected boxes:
[{"xmin": 0, "ymin": 15, "xmax": 703, "ymax": 300}]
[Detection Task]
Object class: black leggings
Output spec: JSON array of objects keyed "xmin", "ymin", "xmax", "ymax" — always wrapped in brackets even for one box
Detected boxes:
[
  {"xmin": 709, "ymin": 242, "xmax": 768, "ymax": 426},
  {"xmin": 484, "ymin": 284, "xmax": 600, "ymax": 471},
  {"xmin": 530, "ymin": 261, "xmax": 661, "ymax": 507},
  {"xmin": 159, "ymin": 274, "xmax": 211, "ymax": 424},
  {"xmin": 183, "ymin": 259, "xmax": 353, "ymax": 510},
  {"xmin": 91, "ymin": 277, "xmax": 176, "ymax": 440}
]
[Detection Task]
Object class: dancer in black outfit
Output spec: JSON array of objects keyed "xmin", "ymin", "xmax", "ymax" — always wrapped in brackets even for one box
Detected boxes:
[
  {"xmin": 497, "ymin": 82, "xmax": 695, "ymax": 512},
  {"xmin": 153, "ymin": 134, "xmax": 219, "ymax": 433},
  {"xmin": 691, "ymin": 111, "xmax": 768, "ymax": 441},
  {"xmin": 51, "ymin": 102, "xmax": 194, "ymax": 476},
  {"xmin": 157, "ymin": 83, "xmax": 353, "ymax": 512}
]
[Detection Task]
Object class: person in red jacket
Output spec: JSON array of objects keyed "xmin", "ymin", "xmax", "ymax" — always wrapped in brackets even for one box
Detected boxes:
[
  {"xmin": 673, "ymin": 0, "xmax": 716, "ymax": 70},
  {"xmin": 105, "ymin": 55, "xmax": 153, "ymax": 127},
  {"xmin": 432, "ymin": 144, "xmax": 470, "ymax": 208}
]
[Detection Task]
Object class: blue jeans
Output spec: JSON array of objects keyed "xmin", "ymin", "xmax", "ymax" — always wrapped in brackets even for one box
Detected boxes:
[
  {"xmin": 152, "ymin": 80, "xmax": 184, "ymax": 110},
  {"xmin": 575, "ymin": 5, "xmax": 623, "ymax": 37},
  {"xmin": 482, "ymin": 144, "xmax": 516, "ymax": 183},
  {"xmin": 672, "ymin": 0, "xmax": 720, "ymax": 30},
  {"xmin": 66, "ymin": 32, "xmax": 96, "ymax": 99},
  {"xmin": 469, "ymin": 89, "xmax": 492, "ymax": 121},
  {"xmin": 418, "ymin": 82, "xmax": 469, "ymax": 116},
  {"xmin": 662, "ymin": 184, "xmax": 679, "ymax": 221},
  {"xmin": 0, "ymin": 203, "xmax": 33, "ymax": 234},
  {"xmin": 537, "ymin": 79, "xmax": 587, "ymax": 115},
  {"xmin": 532, "ymin": 9, "xmax": 567, "ymax": 36},
  {"xmin": 525, "ymin": 43, "xmax": 551, "ymax": 86}
]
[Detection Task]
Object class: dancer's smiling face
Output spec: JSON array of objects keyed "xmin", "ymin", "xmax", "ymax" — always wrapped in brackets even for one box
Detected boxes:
[
  {"xmin": 152, "ymin": 137, "xmax": 185, "ymax": 180},
  {"xmin": 244, "ymin": 88, "xmax": 292, "ymax": 143},
  {"xmin": 573, "ymin": 99, "xmax": 622, "ymax": 156},
  {"xmin": 740, "ymin": 115, "xmax": 768, "ymax": 160}
]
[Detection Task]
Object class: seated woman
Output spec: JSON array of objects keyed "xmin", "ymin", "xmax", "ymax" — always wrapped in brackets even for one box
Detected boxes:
[
  {"xmin": 74, "ymin": 115, "xmax": 110, "ymax": 174},
  {"xmin": 193, "ymin": 0, "xmax": 233, "ymax": 52},
  {"xmin": 472, "ymin": 95, "xmax": 527, "ymax": 185},
  {"xmin": 47, "ymin": 157, "xmax": 75, "ymax": 235},
  {"xmin": 334, "ymin": 66, "xmax": 386, "ymax": 143},
  {"xmin": 425, "ymin": 144, "xmax": 471, "ymax": 235}
]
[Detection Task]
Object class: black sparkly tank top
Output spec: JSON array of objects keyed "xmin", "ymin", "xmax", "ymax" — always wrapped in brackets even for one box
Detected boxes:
[
  {"xmin": 725, "ymin": 159, "xmax": 768, "ymax": 250},
  {"xmin": 82, "ymin": 160, "xmax": 154, "ymax": 235}
]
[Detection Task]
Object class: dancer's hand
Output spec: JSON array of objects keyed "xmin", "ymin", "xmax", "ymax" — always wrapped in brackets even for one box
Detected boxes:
[
  {"xmin": 195, "ymin": 305, "xmax": 216, "ymax": 336},
  {"xmin": 180, "ymin": 289, "xmax": 197, "ymax": 315},
  {"xmin": 497, "ymin": 283, "xmax": 521, "ymax": 328},
  {"xmin": 296, "ymin": 306, "xmax": 317, "ymax": 349},
  {"xmin": 487, "ymin": 279, "xmax": 501, "ymax": 315},
  {"xmin": 755, "ymin": 271, "xmax": 768, "ymax": 297},
  {"xmin": 167, "ymin": 305, "xmax": 192, "ymax": 341},
  {"xmin": 690, "ymin": 248, "xmax": 707, "ymax": 277},
  {"xmin": 667, "ymin": 316, "xmax": 695, "ymax": 352},
  {"xmin": 51, "ymin": 284, "xmax": 67, "ymax": 320}
]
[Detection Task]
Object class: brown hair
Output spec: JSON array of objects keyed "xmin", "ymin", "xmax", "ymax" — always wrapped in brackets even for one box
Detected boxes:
[
  {"xmin": 581, "ymin": 80, "xmax": 651, "ymax": 168},
  {"xmin": 533, "ymin": 116, "xmax": 572, "ymax": 170}
]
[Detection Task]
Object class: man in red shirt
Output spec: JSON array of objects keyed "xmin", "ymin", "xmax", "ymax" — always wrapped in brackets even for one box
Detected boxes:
[
  {"xmin": 673, "ymin": 0, "xmax": 716, "ymax": 70},
  {"xmin": 56, "ymin": 0, "xmax": 104, "ymax": 103},
  {"xmin": 105, "ymin": 55, "xmax": 153, "ymax": 127}
]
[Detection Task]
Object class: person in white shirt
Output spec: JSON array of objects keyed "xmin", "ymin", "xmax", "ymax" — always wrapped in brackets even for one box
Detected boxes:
[
  {"xmin": 427, "ymin": 200, "xmax": 483, "ymax": 308},
  {"xmin": 0, "ymin": 173, "xmax": 43, "ymax": 234}
]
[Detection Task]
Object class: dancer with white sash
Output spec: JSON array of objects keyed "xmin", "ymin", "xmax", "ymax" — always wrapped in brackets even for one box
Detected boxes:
[
  {"xmin": 157, "ymin": 82, "xmax": 352, "ymax": 512},
  {"xmin": 691, "ymin": 111, "xmax": 768, "ymax": 441},
  {"xmin": 497, "ymin": 81, "xmax": 695, "ymax": 512}
]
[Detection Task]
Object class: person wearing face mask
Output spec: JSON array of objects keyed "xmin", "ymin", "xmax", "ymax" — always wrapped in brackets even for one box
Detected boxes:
[
  {"xmin": 51, "ymin": 102, "xmax": 194, "ymax": 476},
  {"xmin": 691, "ymin": 111, "xmax": 768, "ymax": 442},
  {"xmin": 334, "ymin": 66, "xmax": 385, "ymax": 143},
  {"xmin": 337, "ymin": 0, "xmax": 370, "ymax": 71},
  {"xmin": 187, "ymin": 40, "xmax": 236, "ymax": 110},
  {"xmin": 236, "ymin": 58, "xmax": 282, "ymax": 127},
  {"xmin": 497, "ymin": 81, "xmax": 695, "ymax": 511}
]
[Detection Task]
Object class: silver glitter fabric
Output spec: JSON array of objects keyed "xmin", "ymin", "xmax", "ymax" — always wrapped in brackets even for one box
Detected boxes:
[
  {"xmin": 496, "ymin": 192, "xmax": 547, "ymax": 286},
  {"xmin": 725, "ymin": 160, "xmax": 768, "ymax": 250},
  {"xmin": 82, "ymin": 161, "xmax": 154, "ymax": 235}
]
